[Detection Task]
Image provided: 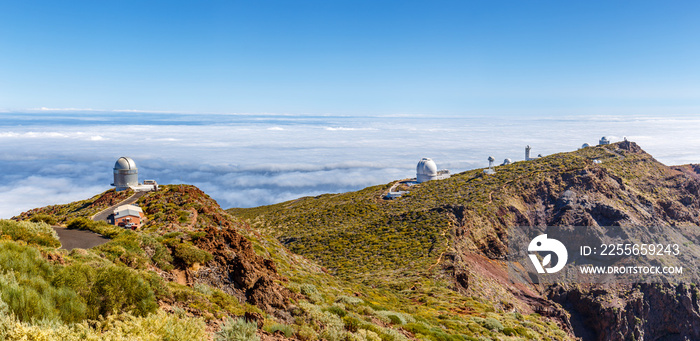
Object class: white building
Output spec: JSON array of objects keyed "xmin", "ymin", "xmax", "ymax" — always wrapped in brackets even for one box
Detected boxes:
[
  {"xmin": 416, "ymin": 158, "xmax": 450, "ymax": 183},
  {"xmin": 599, "ymin": 136, "xmax": 610, "ymax": 145}
]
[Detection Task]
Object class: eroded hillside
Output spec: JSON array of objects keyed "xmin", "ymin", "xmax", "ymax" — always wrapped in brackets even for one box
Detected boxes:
[
  {"xmin": 232, "ymin": 141, "xmax": 700, "ymax": 341},
  {"xmin": 12, "ymin": 184, "xmax": 570, "ymax": 340}
]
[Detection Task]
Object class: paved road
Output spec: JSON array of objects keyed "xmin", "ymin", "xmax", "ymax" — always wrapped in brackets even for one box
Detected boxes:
[
  {"xmin": 91, "ymin": 191, "xmax": 147, "ymax": 223},
  {"xmin": 53, "ymin": 227, "xmax": 110, "ymax": 250}
]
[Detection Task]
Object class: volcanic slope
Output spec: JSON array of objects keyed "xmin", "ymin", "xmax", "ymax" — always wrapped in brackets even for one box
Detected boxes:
[
  {"xmin": 231, "ymin": 141, "xmax": 700, "ymax": 341},
  {"xmin": 12, "ymin": 184, "xmax": 572, "ymax": 340}
]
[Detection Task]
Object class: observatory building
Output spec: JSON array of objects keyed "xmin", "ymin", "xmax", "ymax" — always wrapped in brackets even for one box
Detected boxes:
[
  {"xmin": 599, "ymin": 136, "xmax": 610, "ymax": 145},
  {"xmin": 416, "ymin": 158, "xmax": 450, "ymax": 183},
  {"xmin": 484, "ymin": 156, "xmax": 496, "ymax": 175},
  {"xmin": 112, "ymin": 157, "xmax": 139, "ymax": 191},
  {"xmin": 111, "ymin": 157, "xmax": 158, "ymax": 192}
]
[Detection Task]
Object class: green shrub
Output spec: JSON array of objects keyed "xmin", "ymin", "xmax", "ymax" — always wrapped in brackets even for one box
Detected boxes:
[
  {"xmin": 29, "ymin": 214, "xmax": 57, "ymax": 225},
  {"xmin": 503, "ymin": 327, "xmax": 516, "ymax": 336},
  {"xmin": 404, "ymin": 322, "xmax": 430, "ymax": 336},
  {"xmin": 342, "ymin": 315, "xmax": 361, "ymax": 332},
  {"xmin": 299, "ymin": 283, "xmax": 322, "ymax": 303},
  {"xmin": 142, "ymin": 236, "xmax": 174, "ymax": 270},
  {"xmin": 216, "ymin": 317, "xmax": 260, "ymax": 341},
  {"xmin": 375, "ymin": 310, "xmax": 413, "ymax": 325},
  {"xmin": 0, "ymin": 309, "xmax": 207, "ymax": 340},
  {"xmin": 480, "ymin": 317, "xmax": 504, "ymax": 331},
  {"xmin": 95, "ymin": 234, "xmax": 149, "ymax": 269},
  {"xmin": 325, "ymin": 305, "xmax": 347, "ymax": 317},
  {"xmin": 188, "ymin": 231, "xmax": 207, "ymax": 241},
  {"xmin": 388, "ymin": 314, "xmax": 402, "ymax": 325},
  {"xmin": 0, "ymin": 241, "xmax": 86, "ymax": 323},
  {"xmin": 144, "ymin": 270, "xmax": 170, "ymax": 300},
  {"xmin": 87, "ymin": 265, "xmax": 158, "ymax": 319},
  {"xmin": 296, "ymin": 324, "xmax": 317, "ymax": 341},
  {"xmin": 335, "ymin": 295, "xmax": 364, "ymax": 305},
  {"xmin": 0, "ymin": 220, "xmax": 60, "ymax": 247},
  {"xmin": 264, "ymin": 323, "xmax": 294, "ymax": 337},
  {"xmin": 173, "ymin": 243, "xmax": 213, "ymax": 266},
  {"xmin": 52, "ymin": 263, "xmax": 97, "ymax": 300},
  {"xmin": 66, "ymin": 218, "xmax": 123, "ymax": 238}
]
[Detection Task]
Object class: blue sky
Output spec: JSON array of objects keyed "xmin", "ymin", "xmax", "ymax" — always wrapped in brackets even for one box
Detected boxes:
[{"xmin": 1, "ymin": 1, "xmax": 699, "ymax": 115}]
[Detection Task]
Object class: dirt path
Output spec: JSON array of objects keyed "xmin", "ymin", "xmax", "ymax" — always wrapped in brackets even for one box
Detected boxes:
[
  {"xmin": 53, "ymin": 227, "xmax": 110, "ymax": 250},
  {"xmin": 91, "ymin": 191, "xmax": 147, "ymax": 223}
]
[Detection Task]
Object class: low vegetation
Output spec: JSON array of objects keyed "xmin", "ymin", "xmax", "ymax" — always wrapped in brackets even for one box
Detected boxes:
[{"xmin": 11, "ymin": 171, "xmax": 587, "ymax": 340}]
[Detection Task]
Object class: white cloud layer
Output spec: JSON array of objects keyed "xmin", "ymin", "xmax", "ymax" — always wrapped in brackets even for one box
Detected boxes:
[{"xmin": 1, "ymin": 113, "xmax": 699, "ymax": 218}]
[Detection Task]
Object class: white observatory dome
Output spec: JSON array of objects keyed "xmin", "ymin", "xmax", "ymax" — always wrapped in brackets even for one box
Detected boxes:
[
  {"xmin": 599, "ymin": 136, "xmax": 610, "ymax": 145},
  {"xmin": 416, "ymin": 158, "xmax": 438, "ymax": 183},
  {"xmin": 113, "ymin": 157, "xmax": 139, "ymax": 191},
  {"xmin": 502, "ymin": 158, "xmax": 512, "ymax": 165},
  {"xmin": 581, "ymin": 143, "xmax": 590, "ymax": 148}
]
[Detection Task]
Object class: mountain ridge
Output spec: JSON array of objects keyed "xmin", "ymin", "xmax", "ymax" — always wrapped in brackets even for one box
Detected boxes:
[
  {"xmin": 230, "ymin": 141, "xmax": 700, "ymax": 340},
  {"xmin": 9, "ymin": 140, "xmax": 700, "ymax": 340}
]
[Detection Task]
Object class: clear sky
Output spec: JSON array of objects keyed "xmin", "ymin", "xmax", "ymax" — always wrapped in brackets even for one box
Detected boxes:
[{"xmin": 1, "ymin": 1, "xmax": 699, "ymax": 116}]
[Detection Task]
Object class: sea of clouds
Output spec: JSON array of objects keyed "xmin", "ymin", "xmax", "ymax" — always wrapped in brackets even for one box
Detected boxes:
[{"xmin": 1, "ymin": 112, "xmax": 699, "ymax": 218}]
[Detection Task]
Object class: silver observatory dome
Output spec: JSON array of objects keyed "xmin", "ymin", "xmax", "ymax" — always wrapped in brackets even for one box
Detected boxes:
[{"xmin": 113, "ymin": 157, "xmax": 138, "ymax": 191}]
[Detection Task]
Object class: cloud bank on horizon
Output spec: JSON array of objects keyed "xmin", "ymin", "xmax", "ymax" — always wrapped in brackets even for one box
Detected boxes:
[{"xmin": 1, "ymin": 112, "xmax": 699, "ymax": 218}]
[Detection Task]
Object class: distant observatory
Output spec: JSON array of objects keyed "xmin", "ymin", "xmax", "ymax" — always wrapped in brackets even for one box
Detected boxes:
[
  {"xmin": 525, "ymin": 145, "xmax": 541, "ymax": 161},
  {"xmin": 501, "ymin": 158, "xmax": 512, "ymax": 166},
  {"xmin": 581, "ymin": 143, "xmax": 590, "ymax": 148},
  {"xmin": 111, "ymin": 157, "xmax": 158, "ymax": 192},
  {"xmin": 416, "ymin": 158, "xmax": 450, "ymax": 183},
  {"xmin": 599, "ymin": 136, "xmax": 610, "ymax": 145},
  {"xmin": 484, "ymin": 156, "xmax": 496, "ymax": 175}
]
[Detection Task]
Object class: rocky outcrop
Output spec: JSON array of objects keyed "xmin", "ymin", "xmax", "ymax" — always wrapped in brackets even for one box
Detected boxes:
[
  {"xmin": 137, "ymin": 185, "xmax": 298, "ymax": 316},
  {"xmin": 192, "ymin": 224, "xmax": 297, "ymax": 315},
  {"xmin": 549, "ymin": 283, "xmax": 700, "ymax": 341},
  {"xmin": 441, "ymin": 142, "xmax": 700, "ymax": 340}
]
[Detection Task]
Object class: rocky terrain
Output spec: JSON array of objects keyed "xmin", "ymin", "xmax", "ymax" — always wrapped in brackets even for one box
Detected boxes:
[
  {"xmin": 234, "ymin": 141, "xmax": 700, "ymax": 341},
  {"xmin": 8, "ymin": 141, "xmax": 700, "ymax": 340}
]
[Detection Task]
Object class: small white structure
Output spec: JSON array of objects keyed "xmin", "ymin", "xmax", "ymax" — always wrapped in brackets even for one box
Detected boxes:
[
  {"xmin": 525, "ymin": 145, "xmax": 531, "ymax": 161},
  {"xmin": 599, "ymin": 136, "xmax": 610, "ymax": 145},
  {"xmin": 416, "ymin": 158, "xmax": 450, "ymax": 183},
  {"xmin": 501, "ymin": 158, "xmax": 512, "ymax": 166},
  {"xmin": 385, "ymin": 190, "xmax": 410, "ymax": 199},
  {"xmin": 581, "ymin": 143, "xmax": 590, "ymax": 149}
]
